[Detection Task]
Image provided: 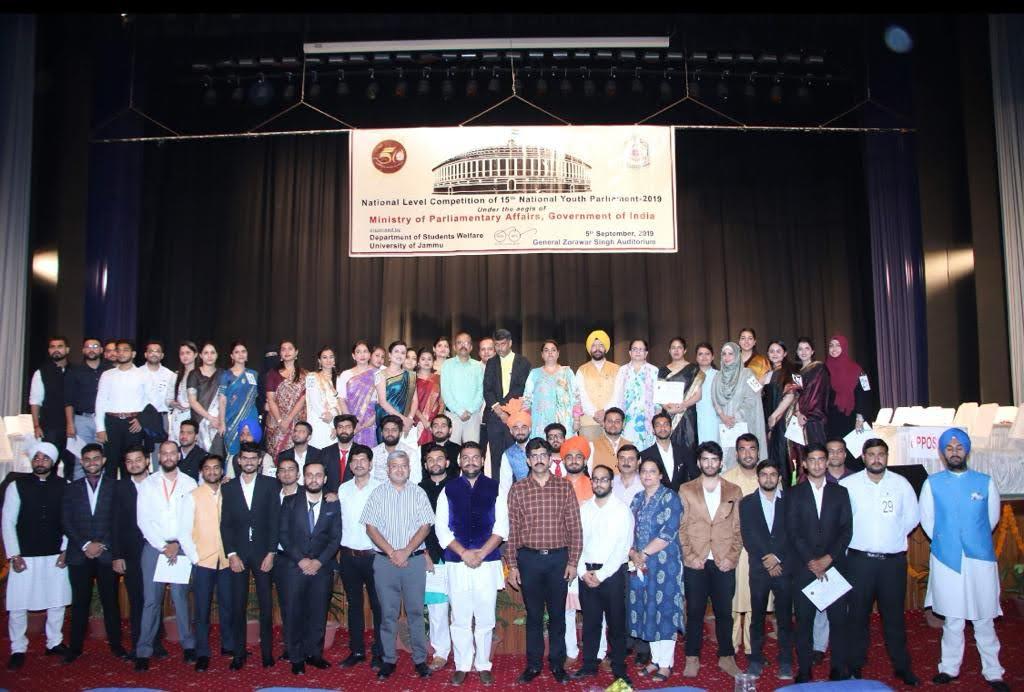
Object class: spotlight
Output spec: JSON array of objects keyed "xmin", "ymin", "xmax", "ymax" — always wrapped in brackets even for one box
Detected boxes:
[
  {"xmin": 230, "ymin": 76, "xmax": 244, "ymax": 102},
  {"xmin": 248, "ymin": 72, "xmax": 273, "ymax": 106},
  {"xmin": 560, "ymin": 69, "xmax": 572, "ymax": 97},
  {"xmin": 466, "ymin": 69, "xmax": 479, "ymax": 97},
  {"xmin": 797, "ymin": 75, "xmax": 811, "ymax": 104},
  {"xmin": 488, "ymin": 68, "xmax": 500, "ymax": 93},
  {"xmin": 716, "ymin": 71, "xmax": 730, "ymax": 101},
  {"xmin": 884, "ymin": 25, "xmax": 913, "ymax": 53},
  {"xmin": 366, "ymin": 68, "xmax": 379, "ymax": 101},
  {"xmin": 631, "ymin": 68, "xmax": 644, "ymax": 94},
  {"xmin": 336, "ymin": 69, "xmax": 349, "ymax": 97},
  {"xmin": 441, "ymin": 69, "xmax": 454, "ymax": 100},
  {"xmin": 201, "ymin": 76, "xmax": 217, "ymax": 106},
  {"xmin": 417, "ymin": 67, "xmax": 431, "ymax": 96},
  {"xmin": 282, "ymin": 73, "xmax": 297, "ymax": 102},
  {"xmin": 744, "ymin": 73, "xmax": 757, "ymax": 101},
  {"xmin": 394, "ymin": 67, "xmax": 408, "ymax": 98},
  {"xmin": 604, "ymin": 67, "xmax": 617, "ymax": 98},
  {"xmin": 307, "ymin": 70, "xmax": 321, "ymax": 100},
  {"xmin": 769, "ymin": 75, "xmax": 783, "ymax": 104},
  {"xmin": 583, "ymin": 69, "xmax": 596, "ymax": 98},
  {"xmin": 661, "ymin": 74, "xmax": 674, "ymax": 102}
]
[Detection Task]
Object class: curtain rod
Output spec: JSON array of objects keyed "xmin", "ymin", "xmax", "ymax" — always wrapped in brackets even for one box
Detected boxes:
[{"xmin": 91, "ymin": 123, "xmax": 914, "ymax": 145}]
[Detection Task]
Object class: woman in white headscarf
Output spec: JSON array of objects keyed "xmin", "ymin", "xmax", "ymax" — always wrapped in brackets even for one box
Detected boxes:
[{"xmin": 710, "ymin": 342, "xmax": 767, "ymax": 470}]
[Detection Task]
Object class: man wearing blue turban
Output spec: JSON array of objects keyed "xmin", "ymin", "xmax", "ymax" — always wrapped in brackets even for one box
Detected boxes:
[{"xmin": 919, "ymin": 428, "xmax": 1008, "ymax": 691}]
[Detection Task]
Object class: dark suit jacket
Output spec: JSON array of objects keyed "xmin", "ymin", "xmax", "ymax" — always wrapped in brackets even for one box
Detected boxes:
[
  {"xmin": 321, "ymin": 443, "xmax": 352, "ymax": 493},
  {"xmin": 178, "ymin": 445, "xmax": 208, "ymax": 482},
  {"xmin": 277, "ymin": 444, "xmax": 323, "ymax": 467},
  {"xmin": 278, "ymin": 493, "xmax": 342, "ymax": 569},
  {"xmin": 61, "ymin": 476, "xmax": 117, "ymax": 565},
  {"xmin": 784, "ymin": 480, "xmax": 852, "ymax": 578},
  {"xmin": 641, "ymin": 440, "xmax": 698, "ymax": 491},
  {"xmin": 221, "ymin": 474, "xmax": 281, "ymax": 563},
  {"xmin": 482, "ymin": 353, "xmax": 532, "ymax": 419},
  {"xmin": 740, "ymin": 490, "xmax": 792, "ymax": 579},
  {"xmin": 111, "ymin": 478, "xmax": 146, "ymax": 562}
]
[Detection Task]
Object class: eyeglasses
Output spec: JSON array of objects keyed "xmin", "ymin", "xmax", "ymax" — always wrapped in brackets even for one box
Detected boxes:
[
  {"xmin": 84, "ymin": 345, "xmax": 103, "ymax": 349},
  {"xmin": 591, "ymin": 477, "xmax": 612, "ymax": 484},
  {"xmin": 528, "ymin": 452, "xmax": 550, "ymax": 460}
]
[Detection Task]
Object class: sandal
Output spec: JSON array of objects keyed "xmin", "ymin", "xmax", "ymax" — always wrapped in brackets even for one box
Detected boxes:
[
  {"xmin": 649, "ymin": 667, "xmax": 672, "ymax": 682},
  {"xmin": 638, "ymin": 663, "xmax": 659, "ymax": 677}
]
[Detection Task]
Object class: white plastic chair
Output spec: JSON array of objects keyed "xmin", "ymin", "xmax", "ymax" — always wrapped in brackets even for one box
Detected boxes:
[
  {"xmin": 874, "ymin": 408, "xmax": 894, "ymax": 426},
  {"xmin": 953, "ymin": 402, "xmax": 979, "ymax": 429}
]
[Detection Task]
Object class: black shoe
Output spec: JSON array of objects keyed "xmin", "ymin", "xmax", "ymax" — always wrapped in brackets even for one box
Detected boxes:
[
  {"xmin": 415, "ymin": 662, "xmax": 431, "ymax": 677},
  {"xmin": 895, "ymin": 669, "xmax": 920, "ymax": 686},
  {"xmin": 183, "ymin": 647, "xmax": 197, "ymax": 663},
  {"xmin": 635, "ymin": 652, "xmax": 652, "ymax": 666},
  {"xmin": 45, "ymin": 643, "xmax": 69, "ymax": 657},
  {"xmin": 195, "ymin": 656, "xmax": 209, "ymax": 672},
  {"xmin": 61, "ymin": 650, "xmax": 82, "ymax": 664},
  {"xmin": 230, "ymin": 655, "xmax": 245, "ymax": 670},
  {"xmin": 134, "ymin": 657, "xmax": 149, "ymax": 671},
  {"xmin": 262, "ymin": 655, "xmax": 275, "ymax": 668},
  {"xmin": 988, "ymin": 681, "xmax": 1011, "ymax": 692},
  {"xmin": 370, "ymin": 654, "xmax": 383, "ymax": 670},
  {"xmin": 812, "ymin": 650, "xmax": 825, "ymax": 666},
  {"xmin": 152, "ymin": 642, "xmax": 169, "ymax": 658},
  {"xmin": 571, "ymin": 667, "xmax": 598, "ymax": 679},
  {"xmin": 795, "ymin": 672, "xmax": 812, "ymax": 683},
  {"xmin": 221, "ymin": 647, "xmax": 233, "ymax": 656},
  {"xmin": 933, "ymin": 673, "xmax": 959, "ymax": 684},
  {"xmin": 110, "ymin": 646, "xmax": 129, "ymax": 659},
  {"xmin": 306, "ymin": 656, "xmax": 330, "ymax": 669},
  {"xmin": 341, "ymin": 652, "xmax": 366, "ymax": 667},
  {"xmin": 617, "ymin": 673, "xmax": 633, "ymax": 686},
  {"xmin": 7, "ymin": 653, "xmax": 25, "ymax": 670},
  {"xmin": 279, "ymin": 651, "xmax": 290, "ymax": 661},
  {"xmin": 829, "ymin": 667, "xmax": 846, "ymax": 681},
  {"xmin": 292, "ymin": 661, "xmax": 305, "ymax": 675},
  {"xmin": 516, "ymin": 668, "xmax": 541, "ymax": 684},
  {"xmin": 551, "ymin": 668, "xmax": 570, "ymax": 684},
  {"xmin": 849, "ymin": 666, "xmax": 863, "ymax": 679},
  {"xmin": 377, "ymin": 662, "xmax": 396, "ymax": 679}
]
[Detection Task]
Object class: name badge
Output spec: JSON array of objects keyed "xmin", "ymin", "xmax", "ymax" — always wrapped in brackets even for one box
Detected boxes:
[
  {"xmin": 747, "ymin": 376, "xmax": 763, "ymax": 393},
  {"xmin": 859, "ymin": 374, "xmax": 871, "ymax": 391},
  {"xmin": 245, "ymin": 372, "xmax": 257, "ymax": 386},
  {"xmin": 792, "ymin": 374, "xmax": 803, "ymax": 387},
  {"xmin": 880, "ymin": 493, "xmax": 895, "ymax": 515}
]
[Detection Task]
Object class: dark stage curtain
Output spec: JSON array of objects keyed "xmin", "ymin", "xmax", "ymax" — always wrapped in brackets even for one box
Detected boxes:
[{"xmin": 135, "ymin": 131, "xmax": 874, "ymax": 378}]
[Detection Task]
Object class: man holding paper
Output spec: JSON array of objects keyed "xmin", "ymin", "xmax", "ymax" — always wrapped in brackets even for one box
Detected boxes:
[
  {"xmin": 786, "ymin": 443, "xmax": 852, "ymax": 683},
  {"xmin": 840, "ymin": 438, "xmax": 920, "ymax": 685}
]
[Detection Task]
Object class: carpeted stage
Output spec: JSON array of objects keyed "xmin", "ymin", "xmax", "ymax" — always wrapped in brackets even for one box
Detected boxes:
[{"xmin": 1, "ymin": 609, "xmax": 1021, "ymax": 691}]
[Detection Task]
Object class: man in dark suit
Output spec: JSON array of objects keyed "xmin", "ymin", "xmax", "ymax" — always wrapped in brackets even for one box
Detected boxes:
[
  {"xmin": 110, "ymin": 445, "xmax": 165, "ymax": 660},
  {"xmin": 785, "ymin": 444, "xmax": 853, "ymax": 683},
  {"xmin": 176, "ymin": 419, "xmax": 207, "ymax": 481},
  {"xmin": 221, "ymin": 441, "xmax": 281, "ymax": 669},
  {"xmin": 740, "ymin": 460, "xmax": 794, "ymax": 680},
  {"xmin": 278, "ymin": 459, "xmax": 342, "ymax": 675},
  {"xmin": 61, "ymin": 443, "xmax": 124, "ymax": 663},
  {"xmin": 277, "ymin": 421, "xmax": 323, "ymax": 478},
  {"xmin": 419, "ymin": 413, "xmax": 461, "ymax": 480},
  {"xmin": 323, "ymin": 414, "xmax": 357, "ymax": 492},
  {"xmin": 482, "ymin": 328, "xmax": 531, "ymax": 485},
  {"xmin": 641, "ymin": 411, "xmax": 698, "ymax": 491}
]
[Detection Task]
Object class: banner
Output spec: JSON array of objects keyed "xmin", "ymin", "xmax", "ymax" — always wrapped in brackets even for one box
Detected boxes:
[{"xmin": 349, "ymin": 126, "xmax": 677, "ymax": 257}]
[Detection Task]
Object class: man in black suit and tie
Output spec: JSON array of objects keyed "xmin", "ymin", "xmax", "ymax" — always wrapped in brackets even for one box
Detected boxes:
[
  {"xmin": 786, "ymin": 444, "xmax": 853, "ymax": 683},
  {"xmin": 641, "ymin": 412, "xmax": 699, "ymax": 491},
  {"xmin": 740, "ymin": 460, "xmax": 794, "ymax": 680},
  {"xmin": 177, "ymin": 419, "xmax": 207, "ymax": 481},
  {"xmin": 221, "ymin": 441, "xmax": 281, "ymax": 669},
  {"xmin": 276, "ymin": 421, "xmax": 323, "ymax": 480},
  {"xmin": 323, "ymin": 414, "xmax": 357, "ymax": 492},
  {"xmin": 482, "ymin": 328, "xmax": 531, "ymax": 484},
  {"xmin": 110, "ymin": 445, "xmax": 166, "ymax": 660},
  {"xmin": 278, "ymin": 459, "xmax": 342, "ymax": 675},
  {"xmin": 61, "ymin": 443, "xmax": 125, "ymax": 663},
  {"xmin": 420, "ymin": 414, "xmax": 461, "ymax": 480}
]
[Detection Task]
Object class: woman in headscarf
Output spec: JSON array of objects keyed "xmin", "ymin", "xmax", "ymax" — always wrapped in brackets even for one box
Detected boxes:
[
  {"xmin": 795, "ymin": 337, "xmax": 830, "ymax": 447},
  {"xmin": 658, "ymin": 337, "xmax": 704, "ymax": 462},
  {"xmin": 613, "ymin": 339, "xmax": 661, "ymax": 450},
  {"xmin": 711, "ymin": 341, "xmax": 767, "ymax": 470},
  {"xmin": 762, "ymin": 340, "xmax": 800, "ymax": 484},
  {"xmin": 825, "ymin": 334, "xmax": 872, "ymax": 439},
  {"xmin": 738, "ymin": 328, "xmax": 771, "ymax": 381}
]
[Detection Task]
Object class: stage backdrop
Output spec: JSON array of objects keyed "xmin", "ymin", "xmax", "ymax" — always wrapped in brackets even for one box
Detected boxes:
[
  {"xmin": 135, "ymin": 130, "xmax": 875, "ymax": 382},
  {"xmin": 349, "ymin": 126, "xmax": 677, "ymax": 257}
]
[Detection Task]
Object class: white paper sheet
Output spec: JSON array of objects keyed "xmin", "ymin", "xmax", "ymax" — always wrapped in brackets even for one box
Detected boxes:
[
  {"xmin": 153, "ymin": 554, "xmax": 193, "ymax": 585},
  {"xmin": 654, "ymin": 380, "xmax": 686, "ymax": 405},
  {"xmin": 843, "ymin": 423, "xmax": 874, "ymax": 459},
  {"xmin": 785, "ymin": 416, "xmax": 806, "ymax": 445},
  {"xmin": 801, "ymin": 567, "xmax": 852, "ymax": 611},
  {"xmin": 719, "ymin": 421, "xmax": 749, "ymax": 450}
]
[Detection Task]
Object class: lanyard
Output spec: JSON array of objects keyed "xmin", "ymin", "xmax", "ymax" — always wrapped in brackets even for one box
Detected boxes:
[{"xmin": 162, "ymin": 476, "xmax": 178, "ymax": 504}]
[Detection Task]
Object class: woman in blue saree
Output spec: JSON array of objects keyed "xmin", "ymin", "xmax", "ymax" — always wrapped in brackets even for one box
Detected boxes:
[
  {"xmin": 218, "ymin": 341, "xmax": 262, "ymax": 456},
  {"xmin": 373, "ymin": 340, "xmax": 418, "ymax": 443}
]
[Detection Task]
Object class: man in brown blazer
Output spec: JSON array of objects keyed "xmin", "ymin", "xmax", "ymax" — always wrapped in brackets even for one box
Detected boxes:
[{"xmin": 678, "ymin": 441, "xmax": 744, "ymax": 679}]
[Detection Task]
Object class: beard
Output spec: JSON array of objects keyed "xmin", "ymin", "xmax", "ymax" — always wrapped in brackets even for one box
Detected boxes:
[
  {"xmin": 945, "ymin": 455, "xmax": 967, "ymax": 470},
  {"xmin": 382, "ymin": 434, "xmax": 401, "ymax": 447},
  {"xmin": 336, "ymin": 432, "xmax": 354, "ymax": 444},
  {"xmin": 462, "ymin": 468, "xmax": 481, "ymax": 479},
  {"xmin": 49, "ymin": 352, "xmax": 65, "ymax": 362},
  {"xmin": 590, "ymin": 350, "xmax": 605, "ymax": 361},
  {"xmin": 513, "ymin": 433, "xmax": 530, "ymax": 444},
  {"xmin": 593, "ymin": 485, "xmax": 612, "ymax": 498}
]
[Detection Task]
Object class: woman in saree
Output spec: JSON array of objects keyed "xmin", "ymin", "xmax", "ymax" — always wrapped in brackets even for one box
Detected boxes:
[
  {"xmin": 373, "ymin": 340, "xmax": 418, "ymax": 443},
  {"xmin": 169, "ymin": 340, "xmax": 198, "ymax": 443},
  {"xmin": 305, "ymin": 346, "xmax": 340, "ymax": 449},
  {"xmin": 337, "ymin": 340, "xmax": 379, "ymax": 447},
  {"xmin": 658, "ymin": 336, "xmax": 704, "ymax": 462},
  {"xmin": 613, "ymin": 339, "xmax": 661, "ymax": 450},
  {"xmin": 738, "ymin": 327, "xmax": 771, "ymax": 381},
  {"xmin": 414, "ymin": 348, "xmax": 444, "ymax": 445},
  {"xmin": 711, "ymin": 341, "xmax": 767, "ymax": 470},
  {"xmin": 218, "ymin": 341, "xmax": 262, "ymax": 457},
  {"xmin": 762, "ymin": 340, "xmax": 800, "ymax": 484},
  {"xmin": 795, "ymin": 337, "xmax": 830, "ymax": 448},
  {"xmin": 264, "ymin": 340, "xmax": 307, "ymax": 457},
  {"xmin": 522, "ymin": 339, "xmax": 581, "ymax": 440},
  {"xmin": 187, "ymin": 341, "xmax": 225, "ymax": 455}
]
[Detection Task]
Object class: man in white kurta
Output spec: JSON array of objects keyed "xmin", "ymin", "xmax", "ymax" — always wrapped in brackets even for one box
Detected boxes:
[
  {"xmin": 3, "ymin": 442, "xmax": 71, "ymax": 669},
  {"xmin": 920, "ymin": 427, "xmax": 1008, "ymax": 691}
]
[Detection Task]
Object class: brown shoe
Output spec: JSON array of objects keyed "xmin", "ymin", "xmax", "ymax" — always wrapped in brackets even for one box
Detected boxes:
[
  {"xmin": 450, "ymin": 670, "xmax": 467, "ymax": 686},
  {"xmin": 600, "ymin": 657, "xmax": 612, "ymax": 671},
  {"xmin": 429, "ymin": 656, "xmax": 447, "ymax": 672},
  {"xmin": 479, "ymin": 670, "xmax": 494, "ymax": 686},
  {"xmin": 683, "ymin": 656, "xmax": 700, "ymax": 677},
  {"xmin": 719, "ymin": 655, "xmax": 742, "ymax": 678}
]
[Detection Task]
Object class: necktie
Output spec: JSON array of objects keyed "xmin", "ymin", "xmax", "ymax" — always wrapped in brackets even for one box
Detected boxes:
[
  {"xmin": 553, "ymin": 459, "xmax": 563, "ymax": 477},
  {"xmin": 308, "ymin": 501, "xmax": 318, "ymax": 531},
  {"xmin": 339, "ymin": 448, "xmax": 348, "ymax": 480}
]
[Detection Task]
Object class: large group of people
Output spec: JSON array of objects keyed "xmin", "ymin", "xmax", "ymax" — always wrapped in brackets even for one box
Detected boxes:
[{"xmin": 2, "ymin": 328, "xmax": 1009, "ymax": 690}]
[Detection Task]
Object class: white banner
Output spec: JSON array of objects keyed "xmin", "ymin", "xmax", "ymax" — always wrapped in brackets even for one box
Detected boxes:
[{"xmin": 349, "ymin": 125, "xmax": 677, "ymax": 257}]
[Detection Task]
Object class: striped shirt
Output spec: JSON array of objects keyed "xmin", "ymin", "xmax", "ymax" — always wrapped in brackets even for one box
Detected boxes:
[
  {"xmin": 505, "ymin": 474, "xmax": 583, "ymax": 570},
  {"xmin": 359, "ymin": 481, "xmax": 435, "ymax": 552}
]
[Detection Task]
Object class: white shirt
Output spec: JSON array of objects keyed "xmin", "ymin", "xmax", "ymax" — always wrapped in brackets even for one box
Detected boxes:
[
  {"xmin": 655, "ymin": 440, "xmax": 675, "ymax": 475},
  {"xmin": 370, "ymin": 442, "xmax": 421, "ymax": 484},
  {"xmin": 303, "ymin": 492, "xmax": 325, "ymax": 527},
  {"xmin": 841, "ymin": 469, "xmax": 920, "ymax": 554},
  {"xmin": 612, "ymin": 474, "xmax": 644, "ymax": 506},
  {"xmin": 337, "ymin": 477, "xmax": 381, "ymax": 550},
  {"xmin": 95, "ymin": 366, "xmax": 149, "ymax": 432},
  {"xmin": 759, "ymin": 489, "xmax": 778, "ymax": 533},
  {"xmin": 577, "ymin": 495, "xmax": 634, "ymax": 583},
  {"xmin": 142, "ymin": 364, "xmax": 177, "ymax": 413},
  {"xmin": 809, "ymin": 477, "xmax": 826, "ymax": 518},
  {"xmin": 85, "ymin": 476, "xmax": 104, "ymax": 516},
  {"xmin": 240, "ymin": 473, "xmax": 257, "ymax": 510},
  {"xmin": 136, "ymin": 469, "xmax": 198, "ymax": 550},
  {"xmin": 704, "ymin": 483, "xmax": 722, "ymax": 560},
  {"xmin": 435, "ymin": 479, "xmax": 510, "ymax": 552}
]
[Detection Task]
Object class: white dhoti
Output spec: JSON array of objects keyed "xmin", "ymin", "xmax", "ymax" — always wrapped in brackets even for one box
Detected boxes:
[
  {"xmin": 425, "ymin": 561, "xmax": 451, "ymax": 661},
  {"xmin": 926, "ymin": 553, "xmax": 1004, "ymax": 681},
  {"xmin": 6, "ymin": 556, "xmax": 71, "ymax": 653},
  {"xmin": 448, "ymin": 559, "xmax": 504, "ymax": 672}
]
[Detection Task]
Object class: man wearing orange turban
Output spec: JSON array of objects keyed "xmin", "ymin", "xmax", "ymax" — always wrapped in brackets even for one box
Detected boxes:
[{"xmin": 497, "ymin": 398, "xmax": 533, "ymax": 496}]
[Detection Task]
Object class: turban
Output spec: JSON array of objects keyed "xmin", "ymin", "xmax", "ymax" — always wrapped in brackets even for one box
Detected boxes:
[
  {"xmin": 239, "ymin": 417, "xmax": 264, "ymax": 444},
  {"xmin": 938, "ymin": 427, "xmax": 971, "ymax": 456},
  {"xmin": 560, "ymin": 435, "xmax": 591, "ymax": 461},
  {"xmin": 28, "ymin": 441, "xmax": 59, "ymax": 462},
  {"xmin": 586, "ymin": 330, "xmax": 611, "ymax": 352},
  {"xmin": 502, "ymin": 397, "xmax": 532, "ymax": 430}
]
